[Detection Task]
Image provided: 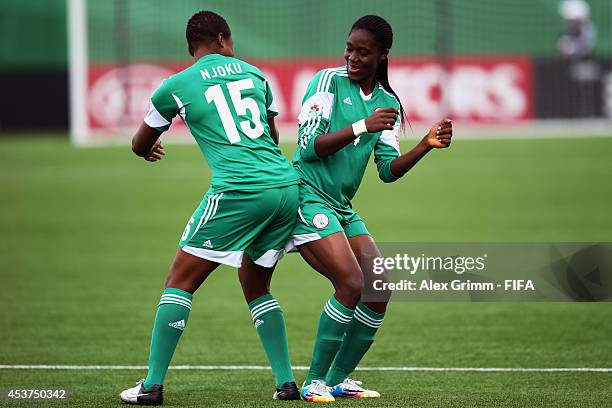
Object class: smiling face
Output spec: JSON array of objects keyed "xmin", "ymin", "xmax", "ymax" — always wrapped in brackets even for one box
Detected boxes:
[{"xmin": 344, "ymin": 28, "xmax": 388, "ymax": 84}]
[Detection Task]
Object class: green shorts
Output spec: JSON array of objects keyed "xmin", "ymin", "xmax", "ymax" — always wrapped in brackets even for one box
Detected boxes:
[
  {"xmin": 286, "ymin": 183, "xmax": 369, "ymax": 251},
  {"xmin": 179, "ymin": 184, "xmax": 299, "ymax": 268}
]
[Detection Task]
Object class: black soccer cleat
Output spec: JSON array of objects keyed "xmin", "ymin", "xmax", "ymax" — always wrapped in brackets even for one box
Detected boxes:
[
  {"xmin": 273, "ymin": 381, "xmax": 300, "ymax": 400},
  {"xmin": 120, "ymin": 379, "xmax": 163, "ymax": 405}
]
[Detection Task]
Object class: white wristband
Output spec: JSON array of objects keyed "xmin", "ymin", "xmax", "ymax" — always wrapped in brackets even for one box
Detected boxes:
[{"xmin": 351, "ymin": 119, "xmax": 368, "ymax": 137}]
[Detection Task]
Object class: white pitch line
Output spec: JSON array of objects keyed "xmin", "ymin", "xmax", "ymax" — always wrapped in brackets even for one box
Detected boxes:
[{"xmin": 0, "ymin": 365, "xmax": 610, "ymax": 372}]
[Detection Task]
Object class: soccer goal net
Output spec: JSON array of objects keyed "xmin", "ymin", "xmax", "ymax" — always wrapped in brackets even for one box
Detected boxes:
[{"xmin": 69, "ymin": 0, "xmax": 612, "ymax": 145}]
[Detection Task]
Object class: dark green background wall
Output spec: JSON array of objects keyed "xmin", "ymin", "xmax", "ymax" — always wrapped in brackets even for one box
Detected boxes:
[
  {"xmin": 1, "ymin": 0, "xmax": 67, "ymax": 68},
  {"xmin": 1, "ymin": 0, "xmax": 611, "ymax": 68}
]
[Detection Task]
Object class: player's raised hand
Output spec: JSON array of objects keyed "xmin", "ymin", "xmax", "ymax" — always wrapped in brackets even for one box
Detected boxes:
[
  {"xmin": 423, "ymin": 119, "xmax": 452, "ymax": 149},
  {"xmin": 145, "ymin": 139, "xmax": 165, "ymax": 162},
  {"xmin": 365, "ymin": 108, "xmax": 399, "ymax": 132}
]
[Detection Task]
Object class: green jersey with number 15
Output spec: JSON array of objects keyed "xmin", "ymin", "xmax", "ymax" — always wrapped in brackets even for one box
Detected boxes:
[{"xmin": 144, "ymin": 53, "xmax": 298, "ymax": 192}]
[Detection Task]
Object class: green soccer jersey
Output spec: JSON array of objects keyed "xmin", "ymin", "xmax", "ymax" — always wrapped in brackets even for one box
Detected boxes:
[
  {"xmin": 144, "ymin": 53, "xmax": 298, "ymax": 192},
  {"xmin": 292, "ymin": 66, "xmax": 401, "ymax": 209}
]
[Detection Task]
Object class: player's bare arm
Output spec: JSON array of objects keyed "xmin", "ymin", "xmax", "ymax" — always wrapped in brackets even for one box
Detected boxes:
[
  {"xmin": 389, "ymin": 118, "xmax": 452, "ymax": 178},
  {"xmin": 132, "ymin": 122, "xmax": 165, "ymax": 161},
  {"xmin": 313, "ymin": 108, "xmax": 398, "ymax": 158}
]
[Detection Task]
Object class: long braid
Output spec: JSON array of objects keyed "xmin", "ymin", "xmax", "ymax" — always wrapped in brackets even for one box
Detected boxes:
[{"xmin": 350, "ymin": 15, "xmax": 408, "ymax": 130}]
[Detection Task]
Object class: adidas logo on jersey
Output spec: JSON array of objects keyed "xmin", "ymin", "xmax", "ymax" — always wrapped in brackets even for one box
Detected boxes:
[
  {"xmin": 202, "ymin": 240, "xmax": 213, "ymax": 248},
  {"xmin": 254, "ymin": 319, "xmax": 264, "ymax": 328},
  {"xmin": 169, "ymin": 320, "xmax": 186, "ymax": 331},
  {"xmin": 343, "ymin": 97, "xmax": 352, "ymax": 105}
]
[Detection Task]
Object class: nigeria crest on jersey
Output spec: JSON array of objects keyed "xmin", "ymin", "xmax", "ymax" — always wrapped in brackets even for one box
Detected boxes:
[{"xmin": 308, "ymin": 104, "xmax": 321, "ymax": 119}]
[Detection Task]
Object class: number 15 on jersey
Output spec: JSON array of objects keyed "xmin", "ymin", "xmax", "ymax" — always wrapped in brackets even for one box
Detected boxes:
[{"xmin": 205, "ymin": 79, "xmax": 265, "ymax": 144}]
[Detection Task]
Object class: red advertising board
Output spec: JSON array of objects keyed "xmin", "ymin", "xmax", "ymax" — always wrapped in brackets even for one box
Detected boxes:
[{"xmin": 87, "ymin": 57, "xmax": 533, "ymax": 134}]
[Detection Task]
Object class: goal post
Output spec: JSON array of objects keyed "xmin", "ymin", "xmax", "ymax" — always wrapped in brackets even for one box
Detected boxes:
[{"xmin": 67, "ymin": 0, "xmax": 88, "ymax": 146}]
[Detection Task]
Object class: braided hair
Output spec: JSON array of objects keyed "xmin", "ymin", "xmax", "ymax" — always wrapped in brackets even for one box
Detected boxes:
[
  {"xmin": 350, "ymin": 15, "xmax": 407, "ymax": 128},
  {"xmin": 186, "ymin": 11, "xmax": 231, "ymax": 56}
]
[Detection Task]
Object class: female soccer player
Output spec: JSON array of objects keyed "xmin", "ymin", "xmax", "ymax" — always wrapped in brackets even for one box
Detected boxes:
[
  {"xmin": 119, "ymin": 11, "xmax": 301, "ymax": 404},
  {"xmin": 290, "ymin": 15, "xmax": 453, "ymax": 402}
]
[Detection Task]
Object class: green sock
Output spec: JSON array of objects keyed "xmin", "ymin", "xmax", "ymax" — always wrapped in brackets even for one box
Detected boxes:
[
  {"xmin": 304, "ymin": 295, "xmax": 354, "ymax": 384},
  {"xmin": 143, "ymin": 288, "xmax": 192, "ymax": 389},
  {"xmin": 325, "ymin": 303, "xmax": 385, "ymax": 386},
  {"xmin": 249, "ymin": 294, "xmax": 295, "ymax": 387}
]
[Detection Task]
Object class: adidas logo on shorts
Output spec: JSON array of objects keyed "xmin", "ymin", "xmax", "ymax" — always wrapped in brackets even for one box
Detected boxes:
[
  {"xmin": 168, "ymin": 320, "xmax": 186, "ymax": 331},
  {"xmin": 202, "ymin": 240, "xmax": 213, "ymax": 248}
]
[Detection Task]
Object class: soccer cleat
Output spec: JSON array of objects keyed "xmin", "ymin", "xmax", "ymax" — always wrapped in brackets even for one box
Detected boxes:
[
  {"xmin": 120, "ymin": 379, "xmax": 163, "ymax": 405},
  {"xmin": 273, "ymin": 381, "xmax": 300, "ymax": 400},
  {"xmin": 301, "ymin": 380, "xmax": 335, "ymax": 402},
  {"xmin": 329, "ymin": 378, "xmax": 380, "ymax": 398}
]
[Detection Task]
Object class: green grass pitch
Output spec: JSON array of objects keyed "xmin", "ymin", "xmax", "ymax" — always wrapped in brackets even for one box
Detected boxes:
[{"xmin": 0, "ymin": 135, "xmax": 611, "ymax": 407}]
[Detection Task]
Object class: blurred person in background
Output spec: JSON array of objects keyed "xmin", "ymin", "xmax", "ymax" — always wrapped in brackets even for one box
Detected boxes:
[
  {"xmin": 557, "ymin": 0, "xmax": 596, "ymax": 61},
  {"xmin": 556, "ymin": 0, "xmax": 600, "ymax": 117}
]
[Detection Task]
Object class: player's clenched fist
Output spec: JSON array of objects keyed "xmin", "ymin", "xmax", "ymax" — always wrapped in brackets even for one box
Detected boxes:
[
  {"xmin": 365, "ymin": 108, "xmax": 399, "ymax": 132},
  {"xmin": 423, "ymin": 119, "xmax": 452, "ymax": 149}
]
